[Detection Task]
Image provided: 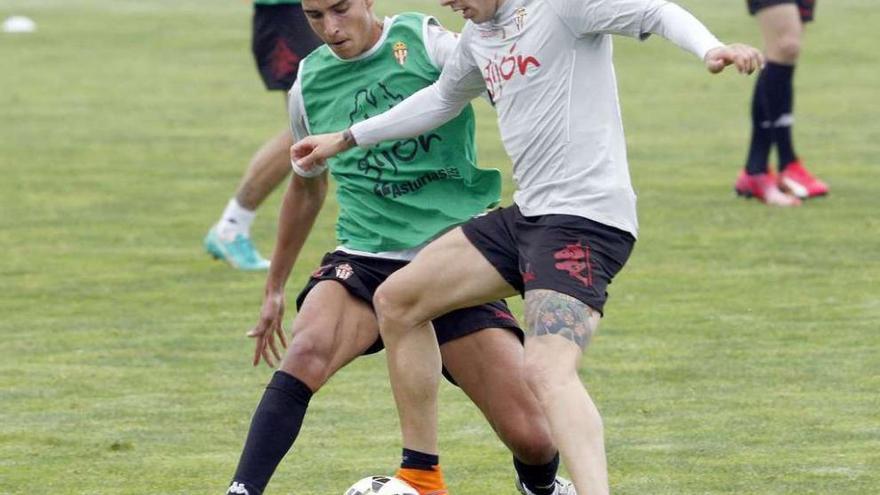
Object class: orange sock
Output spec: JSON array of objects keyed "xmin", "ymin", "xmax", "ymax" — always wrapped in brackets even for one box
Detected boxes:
[{"xmin": 395, "ymin": 466, "xmax": 448, "ymax": 495}]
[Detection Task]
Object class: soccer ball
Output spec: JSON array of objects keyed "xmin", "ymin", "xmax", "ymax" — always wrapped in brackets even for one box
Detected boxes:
[{"xmin": 344, "ymin": 475, "xmax": 418, "ymax": 495}]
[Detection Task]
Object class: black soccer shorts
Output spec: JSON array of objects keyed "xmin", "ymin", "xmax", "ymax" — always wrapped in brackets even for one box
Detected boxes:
[
  {"xmin": 461, "ymin": 205, "xmax": 635, "ymax": 316},
  {"xmin": 252, "ymin": 3, "xmax": 322, "ymax": 90},
  {"xmin": 747, "ymin": 0, "xmax": 816, "ymax": 22},
  {"xmin": 296, "ymin": 250, "xmax": 523, "ymax": 356}
]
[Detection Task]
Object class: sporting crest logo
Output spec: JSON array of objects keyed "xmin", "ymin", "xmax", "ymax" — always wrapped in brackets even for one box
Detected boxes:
[
  {"xmin": 553, "ymin": 241, "xmax": 593, "ymax": 287},
  {"xmin": 392, "ymin": 41, "xmax": 408, "ymax": 65},
  {"xmin": 514, "ymin": 7, "xmax": 527, "ymax": 31},
  {"xmin": 335, "ymin": 263, "xmax": 354, "ymax": 280}
]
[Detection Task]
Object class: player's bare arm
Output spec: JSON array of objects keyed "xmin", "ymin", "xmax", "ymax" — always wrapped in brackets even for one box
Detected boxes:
[{"xmin": 248, "ymin": 171, "xmax": 328, "ymax": 367}]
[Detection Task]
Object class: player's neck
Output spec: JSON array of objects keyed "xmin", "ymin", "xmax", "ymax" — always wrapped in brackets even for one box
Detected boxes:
[
  {"xmin": 348, "ymin": 16, "xmax": 385, "ymax": 60},
  {"xmin": 367, "ymin": 17, "xmax": 383, "ymax": 51},
  {"xmin": 488, "ymin": 0, "xmax": 510, "ymax": 23}
]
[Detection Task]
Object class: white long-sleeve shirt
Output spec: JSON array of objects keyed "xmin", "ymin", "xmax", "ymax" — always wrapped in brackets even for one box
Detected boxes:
[{"xmin": 351, "ymin": 0, "xmax": 723, "ymax": 237}]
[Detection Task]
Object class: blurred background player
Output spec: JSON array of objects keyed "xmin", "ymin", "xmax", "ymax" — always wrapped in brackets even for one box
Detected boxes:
[
  {"xmin": 735, "ymin": 0, "xmax": 828, "ymax": 205},
  {"xmin": 204, "ymin": 0, "xmax": 321, "ymax": 270},
  {"xmin": 224, "ymin": 1, "xmax": 572, "ymax": 494}
]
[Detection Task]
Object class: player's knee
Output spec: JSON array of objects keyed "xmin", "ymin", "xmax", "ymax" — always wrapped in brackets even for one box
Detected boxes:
[
  {"xmin": 507, "ymin": 435, "xmax": 556, "ymax": 465},
  {"xmin": 522, "ymin": 348, "xmax": 574, "ymax": 401},
  {"xmin": 772, "ymin": 36, "xmax": 801, "ymax": 63},
  {"xmin": 495, "ymin": 418, "xmax": 556, "ymax": 464},
  {"xmin": 279, "ymin": 331, "xmax": 334, "ymax": 391},
  {"xmin": 522, "ymin": 359, "xmax": 553, "ymax": 400},
  {"xmin": 373, "ymin": 281, "xmax": 419, "ymax": 331}
]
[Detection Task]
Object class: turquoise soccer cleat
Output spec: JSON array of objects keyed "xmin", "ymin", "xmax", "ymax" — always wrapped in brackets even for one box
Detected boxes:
[{"xmin": 204, "ymin": 226, "xmax": 270, "ymax": 271}]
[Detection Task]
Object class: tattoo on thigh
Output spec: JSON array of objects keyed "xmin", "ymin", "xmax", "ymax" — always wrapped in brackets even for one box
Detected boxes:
[{"xmin": 525, "ymin": 289, "xmax": 599, "ymax": 350}]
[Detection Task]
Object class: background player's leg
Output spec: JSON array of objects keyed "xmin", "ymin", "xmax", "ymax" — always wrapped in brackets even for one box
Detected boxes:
[
  {"xmin": 523, "ymin": 289, "xmax": 606, "ymax": 495},
  {"xmin": 207, "ymin": 0, "xmax": 319, "ymax": 271},
  {"xmin": 758, "ymin": 3, "xmax": 803, "ymax": 170},
  {"xmin": 373, "ymin": 227, "xmax": 517, "ymax": 491},
  {"xmin": 757, "ymin": 2, "xmax": 829, "ymax": 197},
  {"xmin": 442, "ymin": 328, "xmax": 565, "ymax": 495},
  {"xmin": 206, "ymin": 126, "xmax": 293, "ymax": 271},
  {"xmin": 737, "ymin": 3, "xmax": 803, "ymax": 206},
  {"xmin": 743, "ymin": 64, "xmax": 772, "ymax": 176},
  {"xmin": 758, "ymin": 3, "xmax": 803, "ymax": 65},
  {"xmin": 227, "ymin": 281, "xmax": 379, "ymax": 495},
  {"xmin": 234, "ymin": 128, "xmax": 294, "ymax": 212}
]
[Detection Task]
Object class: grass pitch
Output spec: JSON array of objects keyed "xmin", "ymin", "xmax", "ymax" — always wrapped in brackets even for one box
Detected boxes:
[{"xmin": 1, "ymin": 1, "xmax": 878, "ymax": 494}]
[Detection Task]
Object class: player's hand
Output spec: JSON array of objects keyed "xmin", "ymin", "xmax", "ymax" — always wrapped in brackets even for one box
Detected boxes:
[
  {"xmin": 247, "ymin": 290, "xmax": 288, "ymax": 368},
  {"xmin": 705, "ymin": 44, "xmax": 764, "ymax": 75},
  {"xmin": 291, "ymin": 131, "xmax": 353, "ymax": 173}
]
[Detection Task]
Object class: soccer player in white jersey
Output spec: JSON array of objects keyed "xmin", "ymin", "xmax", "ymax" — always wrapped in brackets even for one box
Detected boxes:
[{"xmin": 292, "ymin": 1, "xmax": 763, "ymax": 493}]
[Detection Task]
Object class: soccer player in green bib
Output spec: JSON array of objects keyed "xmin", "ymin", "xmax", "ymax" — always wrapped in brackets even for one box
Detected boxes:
[{"xmin": 225, "ymin": 1, "xmax": 572, "ymax": 495}]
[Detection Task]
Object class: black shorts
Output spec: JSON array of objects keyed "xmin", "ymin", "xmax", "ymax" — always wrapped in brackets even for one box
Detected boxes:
[
  {"xmin": 295, "ymin": 251, "xmax": 523, "ymax": 356},
  {"xmin": 747, "ymin": 0, "xmax": 816, "ymax": 22},
  {"xmin": 461, "ymin": 205, "xmax": 635, "ymax": 315},
  {"xmin": 252, "ymin": 4, "xmax": 322, "ymax": 90}
]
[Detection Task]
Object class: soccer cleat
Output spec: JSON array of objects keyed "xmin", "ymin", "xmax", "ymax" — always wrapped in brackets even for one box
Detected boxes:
[
  {"xmin": 515, "ymin": 476, "xmax": 577, "ymax": 495},
  {"xmin": 779, "ymin": 160, "xmax": 829, "ymax": 199},
  {"xmin": 204, "ymin": 226, "xmax": 270, "ymax": 271},
  {"xmin": 734, "ymin": 170, "xmax": 801, "ymax": 207}
]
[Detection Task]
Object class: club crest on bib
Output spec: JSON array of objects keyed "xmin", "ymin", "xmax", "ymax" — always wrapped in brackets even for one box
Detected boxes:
[
  {"xmin": 514, "ymin": 7, "xmax": 527, "ymax": 31},
  {"xmin": 392, "ymin": 41, "xmax": 408, "ymax": 65}
]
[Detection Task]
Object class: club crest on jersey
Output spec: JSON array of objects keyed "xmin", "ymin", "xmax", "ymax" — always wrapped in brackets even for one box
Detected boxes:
[
  {"xmin": 514, "ymin": 7, "xmax": 527, "ymax": 31},
  {"xmin": 335, "ymin": 263, "xmax": 354, "ymax": 280},
  {"xmin": 392, "ymin": 41, "xmax": 408, "ymax": 65}
]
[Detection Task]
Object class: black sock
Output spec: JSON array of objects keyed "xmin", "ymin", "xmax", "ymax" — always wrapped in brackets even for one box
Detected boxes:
[
  {"xmin": 763, "ymin": 62, "xmax": 798, "ymax": 169},
  {"xmin": 745, "ymin": 69, "xmax": 772, "ymax": 175},
  {"xmin": 401, "ymin": 448, "xmax": 439, "ymax": 470},
  {"xmin": 514, "ymin": 453, "xmax": 560, "ymax": 495},
  {"xmin": 227, "ymin": 371, "xmax": 313, "ymax": 495}
]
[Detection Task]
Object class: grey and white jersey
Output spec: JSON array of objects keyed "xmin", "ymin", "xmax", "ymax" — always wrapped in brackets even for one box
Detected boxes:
[{"xmin": 351, "ymin": 0, "xmax": 723, "ymax": 237}]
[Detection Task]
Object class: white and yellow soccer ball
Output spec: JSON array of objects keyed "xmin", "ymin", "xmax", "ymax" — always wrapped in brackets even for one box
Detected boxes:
[{"xmin": 344, "ymin": 475, "xmax": 418, "ymax": 495}]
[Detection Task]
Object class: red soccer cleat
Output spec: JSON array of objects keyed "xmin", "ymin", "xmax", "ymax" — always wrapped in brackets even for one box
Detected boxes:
[
  {"xmin": 734, "ymin": 170, "xmax": 802, "ymax": 207},
  {"xmin": 779, "ymin": 160, "xmax": 829, "ymax": 199}
]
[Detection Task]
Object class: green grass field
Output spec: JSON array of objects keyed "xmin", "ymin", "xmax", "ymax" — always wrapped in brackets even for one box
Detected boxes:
[{"xmin": 2, "ymin": 1, "xmax": 878, "ymax": 493}]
